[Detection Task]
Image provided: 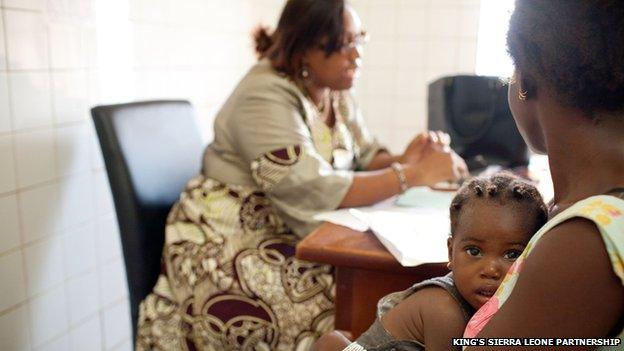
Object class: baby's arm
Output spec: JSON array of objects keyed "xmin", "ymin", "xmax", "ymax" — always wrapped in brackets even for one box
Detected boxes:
[{"xmin": 382, "ymin": 286, "xmax": 466, "ymax": 351}]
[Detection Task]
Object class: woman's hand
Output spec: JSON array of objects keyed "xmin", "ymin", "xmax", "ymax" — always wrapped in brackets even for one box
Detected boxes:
[
  {"xmin": 400, "ymin": 131, "xmax": 452, "ymax": 164},
  {"xmin": 400, "ymin": 131, "xmax": 468, "ymax": 187},
  {"xmin": 404, "ymin": 143, "xmax": 469, "ymax": 187},
  {"xmin": 400, "ymin": 132, "xmax": 430, "ymax": 164},
  {"xmin": 340, "ymin": 131, "xmax": 467, "ymax": 207}
]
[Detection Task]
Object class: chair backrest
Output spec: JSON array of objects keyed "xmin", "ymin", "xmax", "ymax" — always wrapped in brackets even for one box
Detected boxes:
[
  {"xmin": 428, "ymin": 75, "xmax": 529, "ymax": 172},
  {"xmin": 91, "ymin": 100, "xmax": 205, "ymax": 341}
]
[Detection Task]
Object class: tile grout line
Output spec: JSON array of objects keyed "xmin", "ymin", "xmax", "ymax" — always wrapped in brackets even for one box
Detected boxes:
[
  {"xmin": 0, "ymin": 263, "xmax": 117, "ymax": 318},
  {"xmin": 0, "ymin": 166, "xmax": 107, "ymax": 200},
  {"xmin": 44, "ymin": 12, "xmax": 77, "ymax": 344},
  {"xmin": 2, "ymin": 6, "xmax": 36, "ymax": 351}
]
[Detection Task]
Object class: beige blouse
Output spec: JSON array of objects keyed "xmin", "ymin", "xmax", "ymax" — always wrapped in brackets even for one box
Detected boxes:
[{"xmin": 202, "ymin": 59, "xmax": 383, "ymax": 236}]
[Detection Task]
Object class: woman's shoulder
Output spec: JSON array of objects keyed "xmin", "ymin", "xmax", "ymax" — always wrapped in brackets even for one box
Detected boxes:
[
  {"xmin": 543, "ymin": 194, "xmax": 624, "ymax": 281},
  {"xmin": 532, "ymin": 195, "xmax": 624, "ymax": 244},
  {"xmin": 544, "ymin": 194, "xmax": 624, "ymax": 247},
  {"xmin": 218, "ymin": 60, "xmax": 307, "ymax": 125},
  {"xmin": 238, "ymin": 59, "xmax": 303, "ymax": 100},
  {"xmin": 519, "ymin": 194, "xmax": 624, "ymax": 287},
  {"xmin": 556, "ymin": 194, "xmax": 624, "ymax": 218}
]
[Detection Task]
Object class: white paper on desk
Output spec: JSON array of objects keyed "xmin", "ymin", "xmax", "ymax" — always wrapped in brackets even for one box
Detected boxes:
[
  {"xmin": 350, "ymin": 208, "xmax": 450, "ymax": 267},
  {"xmin": 312, "ymin": 196, "xmax": 397, "ymax": 232},
  {"xmin": 313, "ymin": 209, "xmax": 370, "ymax": 232},
  {"xmin": 395, "ymin": 186, "xmax": 455, "ymax": 209}
]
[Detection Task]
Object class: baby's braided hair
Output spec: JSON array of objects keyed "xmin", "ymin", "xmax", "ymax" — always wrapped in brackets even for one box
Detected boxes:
[{"xmin": 449, "ymin": 172, "xmax": 547, "ymax": 236}]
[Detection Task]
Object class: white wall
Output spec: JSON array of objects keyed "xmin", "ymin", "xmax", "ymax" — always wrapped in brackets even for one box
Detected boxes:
[
  {"xmin": 0, "ymin": 1, "xmax": 479, "ymax": 350},
  {"xmin": 353, "ymin": 0, "xmax": 481, "ymax": 153},
  {"xmin": 0, "ymin": 0, "xmax": 280, "ymax": 350},
  {"xmin": 475, "ymin": 0, "xmax": 514, "ymax": 77}
]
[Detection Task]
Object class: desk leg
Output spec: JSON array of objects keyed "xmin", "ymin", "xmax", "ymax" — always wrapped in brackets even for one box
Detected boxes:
[
  {"xmin": 334, "ymin": 265, "xmax": 448, "ymax": 339},
  {"xmin": 334, "ymin": 267, "xmax": 354, "ymax": 332}
]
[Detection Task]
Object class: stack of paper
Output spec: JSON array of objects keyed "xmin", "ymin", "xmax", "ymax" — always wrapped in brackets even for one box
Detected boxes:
[
  {"xmin": 350, "ymin": 208, "xmax": 450, "ymax": 266},
  {"xmin": 313, "ymin": 187, "xmax": 454, "ymax": 266}
]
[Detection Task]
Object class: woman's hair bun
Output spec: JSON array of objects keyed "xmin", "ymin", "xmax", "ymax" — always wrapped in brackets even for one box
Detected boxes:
[{"xmin": 253, "ymin": 26, "xmax": 273, "ymax": 58}]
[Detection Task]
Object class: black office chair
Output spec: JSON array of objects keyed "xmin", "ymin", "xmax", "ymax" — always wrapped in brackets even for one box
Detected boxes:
[
  {"xmin": 428, "ymin": 75, "xmax": 529, "ymax": 172},
  {"xmin": 91, "ymin": 100, "xmax": 205, "ymax": 342}
]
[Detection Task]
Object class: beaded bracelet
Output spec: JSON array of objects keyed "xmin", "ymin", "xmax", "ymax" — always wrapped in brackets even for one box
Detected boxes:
[{"xmin": 390, "ymin": 162, "xmax": 408, "ymax": 193}]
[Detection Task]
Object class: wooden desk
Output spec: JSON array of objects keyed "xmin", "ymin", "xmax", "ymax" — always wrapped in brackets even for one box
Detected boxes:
[{"xmin": 296, "ymin": 223, "xmax": 448, "ymax": 338}]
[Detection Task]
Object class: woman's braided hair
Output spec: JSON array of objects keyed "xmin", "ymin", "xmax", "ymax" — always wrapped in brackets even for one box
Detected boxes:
[{"xmin": 450, "ymin": 172, "xmax": 547, "ymax": 236}]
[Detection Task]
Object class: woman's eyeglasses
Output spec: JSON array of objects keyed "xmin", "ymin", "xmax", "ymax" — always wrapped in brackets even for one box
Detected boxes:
[
  {"xmin": 338, "ymin": 31, "xmax": 369, "ymax": 52},
  {"xmin": 318, "ymin": 31, "xmax": 369, "ymax": 53}
]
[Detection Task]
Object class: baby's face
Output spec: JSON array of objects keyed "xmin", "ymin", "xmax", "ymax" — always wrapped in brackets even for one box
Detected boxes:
[{"xmin": 448, "ymin": 202, "xmax": 533, "ymax": 310}]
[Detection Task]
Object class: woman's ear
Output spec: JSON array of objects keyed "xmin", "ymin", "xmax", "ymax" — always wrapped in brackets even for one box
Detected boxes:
[
  {"xmin": 447, "ymin": 236, "xmax": 454, "ymax": 270},
  {"xmin": 519, "ymin": 71, "xmax": 538, "ymax": 101},
  {"xmin": 514, "ymin": 70, "xmax": 541, "ymax": 105},
  {"xmin": 508, "ymin": 69, "xmax": 547, "ymax": 154}
]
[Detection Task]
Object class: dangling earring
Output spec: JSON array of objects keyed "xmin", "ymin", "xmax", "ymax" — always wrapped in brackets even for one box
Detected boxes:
[{"xmin": 518, "ymin": 88, "xmax": 528, "ymax": 101}]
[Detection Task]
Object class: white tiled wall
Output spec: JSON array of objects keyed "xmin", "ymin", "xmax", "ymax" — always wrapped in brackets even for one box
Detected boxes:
[
  {"xmin": 353, "ymin": 0, "xmax": 481, "ymax": 152},
  {"xmin": 0, "ymin": 0, "xmax": 480, "ymax": 350}
]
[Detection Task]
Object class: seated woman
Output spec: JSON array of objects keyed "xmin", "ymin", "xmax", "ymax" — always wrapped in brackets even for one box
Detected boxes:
[
  {"xmin": 315, "ymin": 173, "xmax": 547, "ymax": 351},
  {"xmin": 135, "ymin": 0, "xmax": 468, "ymax": 350}
]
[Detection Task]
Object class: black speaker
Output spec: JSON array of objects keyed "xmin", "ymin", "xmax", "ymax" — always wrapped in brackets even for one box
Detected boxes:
[{"xmin": 428, "ymin": 75, "xmax": 529, "ymax": 172}]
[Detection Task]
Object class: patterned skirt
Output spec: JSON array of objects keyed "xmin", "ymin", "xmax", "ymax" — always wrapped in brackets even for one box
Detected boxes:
[{"xmin": 136, "ymin": 176, "xmax": 335, "ymax": 350}]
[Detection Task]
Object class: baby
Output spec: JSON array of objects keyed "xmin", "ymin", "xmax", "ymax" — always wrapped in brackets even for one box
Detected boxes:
[{"xmin": 315, "ymin": 172, "xmax": 548, "ymax": 351}]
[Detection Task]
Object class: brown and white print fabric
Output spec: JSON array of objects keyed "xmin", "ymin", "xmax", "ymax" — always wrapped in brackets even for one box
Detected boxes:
[{"xmin": 136, "ymin": 176, "xmax": 334, "ymax": 350}]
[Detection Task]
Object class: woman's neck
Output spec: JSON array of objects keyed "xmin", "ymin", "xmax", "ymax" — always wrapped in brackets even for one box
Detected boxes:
[
  {"xmin": 304, "ymin": 82, "xmax": 329, "ymax": 108},
  {"xmin": 541, "ymin": 104, "xmax": 624, "ymax": 207}
]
